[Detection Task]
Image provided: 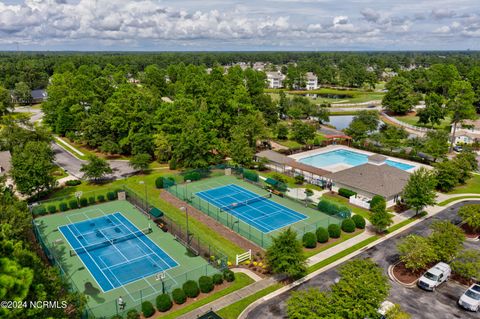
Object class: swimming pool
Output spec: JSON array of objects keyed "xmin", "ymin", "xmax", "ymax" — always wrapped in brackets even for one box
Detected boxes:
[{"xmin": 297, "ymin": 149, "xmax": 415, "ymax": 171}]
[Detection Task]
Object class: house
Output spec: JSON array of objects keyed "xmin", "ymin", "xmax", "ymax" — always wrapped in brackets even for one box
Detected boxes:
[
  {"xmin": 11, "ymin": 89, "xmax": 48, "ymax": 104},
  {"xmin": 266, "ymin": 71, "xmax": 286, "ymax": 89},
  {"xmin": 305, "ymin": 72, "xmax": 318, "ymax": 90},
  {"xmin": 452, "ymin": 119, "xmax": 480, "ymax": 145},
  {"xmin": 253, "ymin": 62, "xmax": 266, "ymax": 71},
  {"xmin": 0, "ymin": 151, "xmax": 12, "ymax": 176},
  {"xmin": 326, "ymin": 154, "xmax": 410, "ymax": 207}
]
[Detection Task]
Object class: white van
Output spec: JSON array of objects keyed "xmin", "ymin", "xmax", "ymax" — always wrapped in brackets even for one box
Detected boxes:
[{"xmin": 417, "ymin": 262, "xmax": 451, "ymax": 291}]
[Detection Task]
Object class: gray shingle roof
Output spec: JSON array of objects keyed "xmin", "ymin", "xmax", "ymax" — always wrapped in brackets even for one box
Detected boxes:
[{"xmin": 327, "ymin": 163, "xmax": 410, "ymax": 198}]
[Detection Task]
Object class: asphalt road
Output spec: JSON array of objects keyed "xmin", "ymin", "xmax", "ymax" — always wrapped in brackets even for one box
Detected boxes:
[
  {"xmin": 247, "ymin": 201, "xmax": 480, "ymax": 319},
  {"xmin": 14, "ymin": 107, "xmax": 137, "ymax": 180}
]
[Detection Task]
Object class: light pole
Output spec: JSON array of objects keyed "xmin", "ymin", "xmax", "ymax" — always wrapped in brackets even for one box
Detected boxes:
[
  {"xmin": 185, "ymin": 179, "xmax": 191, "ymax": 202},
  {"xmin": 139, "ymin": 181, "xmax": 148, "ymax": 213},
  {"xmin": 180, "ymin": 206, "xmax": 190, "ymax": 245}
]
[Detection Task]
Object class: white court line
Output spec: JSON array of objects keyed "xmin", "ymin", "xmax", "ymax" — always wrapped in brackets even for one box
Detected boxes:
[
  {"xmin": 230, "ymin": 184, "xmax": 307, "ymax": 219},
  {"xmin": 62, "ymin": 215, "xmax": 119, "ymax": 293}
]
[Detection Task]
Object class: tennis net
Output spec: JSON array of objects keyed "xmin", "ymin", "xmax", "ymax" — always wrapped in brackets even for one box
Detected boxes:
[
  {"xmin": 220, "ymin": 193, "xmax": 272, "ymax": 212},
  {"xmin": 70, "ymin": 228, "xmax": 152, "ymax": 256}
]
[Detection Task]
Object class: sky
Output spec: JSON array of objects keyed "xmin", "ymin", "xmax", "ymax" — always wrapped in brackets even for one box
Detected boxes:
[{"xmin": 0, "ymin": 0, "xmax": 479, "ymax": 51}]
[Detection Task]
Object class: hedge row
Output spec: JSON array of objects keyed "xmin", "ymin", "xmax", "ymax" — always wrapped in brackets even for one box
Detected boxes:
[
  {"xmin": 32, "ymin": 191, "xmax": 119, "ymax": 216},
  {"xmin": 243, "ymin": 170, "xmax": 259, "ymax": 182},
  {"xmin": 338, "ymin": 188, "xmax": 357, "ymax": 198},
  {"xmin": 317, "ymin": 199, "xmax": 351, "ymax": 218},
  {"xmin": 302, "ymin": 217, "xmax": 364, "ymax": 249},
  {"xmin": 136, "ymin": 271, "xmax": 234, "ymax": 317}
]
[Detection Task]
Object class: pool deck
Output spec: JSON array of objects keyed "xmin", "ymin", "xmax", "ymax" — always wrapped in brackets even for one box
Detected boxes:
[{"xmin": 288, "ymin": 145, "xmax": 429, "ymax": 173}]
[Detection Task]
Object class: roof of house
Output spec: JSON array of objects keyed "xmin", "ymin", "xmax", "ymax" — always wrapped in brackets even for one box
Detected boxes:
[
  {"xmin": 266, "ymin": 71, "xmax": 285, "ymax": 80},
  {"xmin": 255, "ymin": 150, "xmax": 295, "ymax": 165},
  {"xmin": 31, "ymin": 89, "xmax": 47, "ymax": 100},
  {"xmin": 327, "ymin": 163, "xmax": 410, "ymax": 198},
  {"xmin": 368, "ymin": 154, "xmax": 387, "ymax": 164},
  {"xmin": 305, "ymin": 72, "xmax": 317, "ymax": 80},
  {"xmin": 460, "ymin": 119, "xmax": 480, "ymax": 131},
  {"xmin": 0, "ymin": 151, "xmax": 12, "ymax": 174}
]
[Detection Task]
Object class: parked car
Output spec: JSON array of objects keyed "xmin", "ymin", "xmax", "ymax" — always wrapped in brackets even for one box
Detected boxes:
[
  {"xmin": 453, "ymin": 145, "xmax": 463, "ymax": 152},
  {"xmin": 377, "ymin": 300, "xmax": 395, "ymax": 319},
  {"xmin": 459, "ymin": 284, "xmax": 480, "ymax": 312},
  {"xmin": 417, "ymin": 262, "xmax": 451, "ymax": 291}
]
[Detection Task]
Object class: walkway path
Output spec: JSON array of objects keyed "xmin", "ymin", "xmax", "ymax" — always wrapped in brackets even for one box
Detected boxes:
[
  {"xmin": 232, "ymin": 268, "xmax": 263, "ymax": 282},
  {"xmin": 175, "ymin": 276, "xmax": 278, "ymax": 319}
]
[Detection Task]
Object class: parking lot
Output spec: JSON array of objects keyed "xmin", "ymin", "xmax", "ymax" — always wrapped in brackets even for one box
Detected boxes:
[{"xmin": 247, "ymin": 201, "xmax": 480, "ymax": 319}]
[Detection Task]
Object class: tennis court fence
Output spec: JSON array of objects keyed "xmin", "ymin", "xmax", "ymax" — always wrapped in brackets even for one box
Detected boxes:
[
  {"xmin": 165, "ymin": 181, "xmax": 342, "ymax": 249},
  {"xmin": 32, "ymin": 185, "xmax": 228, "ymax": 318}
]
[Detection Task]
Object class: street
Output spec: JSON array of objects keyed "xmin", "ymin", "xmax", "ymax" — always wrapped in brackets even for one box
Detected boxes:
[{"xmin": 246, "ymin": 201, "xmax": 480, "ymax": 319}]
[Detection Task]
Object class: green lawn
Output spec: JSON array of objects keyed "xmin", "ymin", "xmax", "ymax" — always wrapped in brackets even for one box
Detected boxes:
[
  {"xmin": 447, "ymin": 174, "xmax": 480, "ymax": 194},
  {"xmin": 268, "ymin": 88, "xmax": 384, "ymax": 105},
  {"xmin": 274, "ymin": 139, "xmax": 304, "ymax": 149},
  {"xmin": 39, "ymin": 171, "xmax": 244, "ymax": 261},
  {"xmin": 51, "ymin": 165, "xmax": 68, "ymax": 181},
  {"xmin": 393, "ymin": 114, "xmax": 452, "ymax": 130},
  {"xmin": 304, "ymin": 229, "xmax": 364, "ymax": 258},
  {"xmin": 438, "ymin": 196, "xmax": 480, "ymax": 206},
  {"xmin": 217, "ymin": 283, "xmax": 283, "ymax": 319},
  {"xmin": 160, "ymin": 273, "xmax": 254, "ymax": 319}
]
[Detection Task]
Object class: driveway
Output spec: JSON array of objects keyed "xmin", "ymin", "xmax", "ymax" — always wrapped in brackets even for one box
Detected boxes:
[{"xmin": 247, "ymin": 201, "xmax": 480, "ymax": 319}]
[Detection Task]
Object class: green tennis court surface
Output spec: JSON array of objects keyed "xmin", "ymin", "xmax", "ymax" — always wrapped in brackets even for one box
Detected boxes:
[
  {"xmin": 34, "ymin": 200, "xmax": 219, "ymax": 318},
  {"xmin": 167, "ymin": 175, "xmax": 342, "ymax": 248}
]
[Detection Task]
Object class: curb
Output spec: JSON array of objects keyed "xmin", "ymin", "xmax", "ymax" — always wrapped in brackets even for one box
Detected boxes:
[{"xmin": 387, "ymin": 262, "xmax": 418, "ymax": 288}]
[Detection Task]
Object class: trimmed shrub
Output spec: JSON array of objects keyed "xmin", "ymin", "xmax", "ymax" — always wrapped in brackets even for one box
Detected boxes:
[
  {"xmin": 223, "ymin": 269, "xmax": 235, "ymax": 282},
  {"xmin": 338, "ymin": 188, "xmax": 357, "ymax": 198},
  {"xmin": 32, "ymin": 205, "xmax": 47, "ymax": 216},
  {"xmin": 341, "ymin": 218, "xmax": 356, "ymax": 233},
  {"xmin": 318, "ymin": 199, "xmax": 351, "ymax": 218},
  {"xmin": 294, "ymin": 174, "xmax": 305, "ymax": 184},
  {"xmin": 172, "ymin": 288, "xmax": 186, "ymax": 304},
  {"xmin": 243, "ymin": 170, "xmax": 259, "ymax": 182},
  {"xmin": 106, "ymin": 191, "xmax": 117, "ymax": 201},
  {"xmin": 65, "ymin": 180, "xmax": 81, "ymax": 186},
  {"xmin": 182, "ymin": 280, "xmax": 200, "ymax": 298},
  {"xmin": 110, "ymin": 315, "xmax": 122, "ymax": 319},
  {"xmin": 352, "ymin": 215, "xmax": 366, "ymax": 229},
  {"xmin": 88, "ymin": 196, "xmax": 96, "ymax": 205},
  {"xmin": 155, "ymin": 177, "xmax": 164, "ymax": 189},
  {"xmin": 316, "ymin": 227, "xmax": 329, "ymax": 243},
  {"xmin": 69, "ymin": 199, "xmax": 78, "ymax": 209},
  {"xmin": 126, "ymin": 309, "xmax": 140, "ymax": 319},
  {"xmin": 79, "ymin": 197, "xmax": 88, "ymax": 207},
  {"xmin": 59, "ymin": 202, "xmax": 68, "ymax": 212},
  {"xmin": 156, "ymin": 294, "xmax": 172, "ymax": 312},
  {"xmin": 328, "ymin": 224, "xmax": 341, "ymax": 238},
  {"xmin": 141, "ymin": 301, "xmax": 155, "ymax": 318},
  {"xmin": 183, "ymin": 171, "xmax": 202, "ymax": 181},
  {"xmin": 47, "ymin": 205, "xmax": 57, "ymax": 214},
  {"xmin": 212, "ymin": 273, "xmax": 223, "ymax": 285},
  {"xmin": 199, "ymin": 276, "xmax": 214, "ymax": 293},
  {"xmin": 302, "ymin": 232, "xmax": 317, "ymax": 248},
  {"xmin": 97, "ymin": 194, "xmax": 105, "ymax": 202}
]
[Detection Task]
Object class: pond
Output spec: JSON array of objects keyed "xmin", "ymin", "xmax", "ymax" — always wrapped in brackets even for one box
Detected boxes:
[{"xmin": 326, "ymin": 115, "xmax": 384, "ymax": 130}]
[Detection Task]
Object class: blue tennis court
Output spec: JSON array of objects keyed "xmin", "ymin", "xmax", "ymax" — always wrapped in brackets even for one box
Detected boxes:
[
  {"xmin": 59, "ymin": 212, "xmax": 178, "ymax": 292},
  {"xmin": 196, "ymin": 184, "xmax": 307, "ymax": 233}
]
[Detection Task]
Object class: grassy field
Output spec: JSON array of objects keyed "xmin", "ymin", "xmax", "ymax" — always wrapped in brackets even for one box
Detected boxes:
[
  {"xmin": 217, "ymin": 283, "xmax": 283, "ymax": 319},
  {"xmin": 393, "ymin": 113, "xmax": 452, "ymax": 130},
  {"xmin": 267, "ymin": 88, "xmax": 384, "ymax": 105},
  {"xmin": 447, "ymin": 174, "xmax": 480, "ymax": 194},
  {"xmin": 35, "ymin": 201, "xmax": 219, "ymax": 318},
  {"xmin": 38, "ymin": 171, "xmax": 244, "ymax": 261},
  {"xmin": 57, "ymin": 136, "xmax": 132, "ymax": 160},
  {"xmin": 438, "ymin": 195, "xmax": 480, "ymax": 206}
]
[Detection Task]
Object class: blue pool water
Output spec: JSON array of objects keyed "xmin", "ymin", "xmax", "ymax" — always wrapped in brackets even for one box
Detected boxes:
[{"xmin": 298, "ymin": 149, "xmax": 414, "ymax": 171}]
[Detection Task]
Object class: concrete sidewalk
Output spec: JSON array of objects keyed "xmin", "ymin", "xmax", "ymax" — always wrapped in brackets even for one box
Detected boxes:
[{"xmin": 175, "ymin": 276, "xmax": 277, "ymax": 319}]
